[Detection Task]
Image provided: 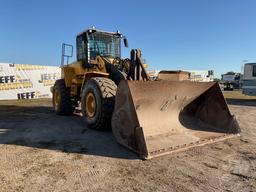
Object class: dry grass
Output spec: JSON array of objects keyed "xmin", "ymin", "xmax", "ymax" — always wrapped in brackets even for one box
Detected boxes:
[
  {"xmin": 0, "ymin": 90, "xmax": 255, "ymax": 107},
  {"xmin": 0, "ymin": 98, "xmax": 51, "ymax": 106},
  {"xmin": 223, "ymin": 90, "xmax": 256, "ymax": 100}
]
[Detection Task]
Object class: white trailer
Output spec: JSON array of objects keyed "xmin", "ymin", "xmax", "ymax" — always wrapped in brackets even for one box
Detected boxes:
[
  {"xmin": 242, "ymin": 63, "xmax": 256, "ymax": 96},
  {"xmin": 221, "ymin": 72, "xmax": 241, "ymax": 90}
]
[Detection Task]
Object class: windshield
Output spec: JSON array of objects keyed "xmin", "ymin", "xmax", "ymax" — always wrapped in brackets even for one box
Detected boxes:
[{"xmin": 88, "ymin": 32, "xmax": 121, "ymax": 60}]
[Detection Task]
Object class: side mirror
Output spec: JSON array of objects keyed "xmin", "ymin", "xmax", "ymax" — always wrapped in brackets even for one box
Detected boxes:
[{"xmin": 123, "ymin": 38, "xmax": 129, "ymax": 48}]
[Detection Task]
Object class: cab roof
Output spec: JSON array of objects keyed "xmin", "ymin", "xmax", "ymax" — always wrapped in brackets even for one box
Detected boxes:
[{"xmin": 77, "ymin": 27, "xmax": 122, "ymax": 37}]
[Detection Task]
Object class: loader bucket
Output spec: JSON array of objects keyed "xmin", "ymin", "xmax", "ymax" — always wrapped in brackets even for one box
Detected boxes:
[{"xmin": 112, "ymin": 80, "xmax": 240, "ymax": 159}]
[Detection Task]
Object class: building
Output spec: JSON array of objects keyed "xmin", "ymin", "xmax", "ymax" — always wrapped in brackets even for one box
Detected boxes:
[
  {"xmin": 188, "ymin": 70, "xmax": 214, "ymax": 82},
  {"xmin": 242, "ymin": 63, "xmax": 256, "ymax": 95},
  {"xmin": 147, "ymin": 69, "xmax": 214, "ymax": 82},
  {"xmin": 158, "ymin": 70, "xmax": 190, "ymax": 81},
  {"xmin": 146, "ymin": 70, "xmax": 160, "ymax": 80}
]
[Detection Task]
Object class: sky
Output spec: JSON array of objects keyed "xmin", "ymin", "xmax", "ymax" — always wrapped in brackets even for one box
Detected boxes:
[{"xmin": 0, "ymin": 0, "xmax": 256, "ymax": 78}]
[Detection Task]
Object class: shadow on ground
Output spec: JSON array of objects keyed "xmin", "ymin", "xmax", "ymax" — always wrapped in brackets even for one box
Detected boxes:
[
  {"xmin": 0, "ymin": 105, "xmax": 137, "ymax": 160},
  {"xmin": 226, "ymin": 98, "xmax": 256, "ymax": 107}
]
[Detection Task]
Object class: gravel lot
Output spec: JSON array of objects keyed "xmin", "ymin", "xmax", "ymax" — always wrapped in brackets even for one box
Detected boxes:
[{"xmin": 0, "ymin": 98, "xmax": 255, "ymax": 192}]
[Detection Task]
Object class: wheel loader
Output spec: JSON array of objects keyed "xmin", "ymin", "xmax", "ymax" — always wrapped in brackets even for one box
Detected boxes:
[{"xmin": 52, "ymin": 27, "xmax": 240, "ymax": 159}]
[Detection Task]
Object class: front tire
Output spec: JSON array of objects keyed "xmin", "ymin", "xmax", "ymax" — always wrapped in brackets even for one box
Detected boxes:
[
  {"xmin": 52, "ymin": 79, "xmax": 75, "ymax": 115},
  {"xmin": 81, "ymin": 77, "xmax": 117, "ymax": 130}
]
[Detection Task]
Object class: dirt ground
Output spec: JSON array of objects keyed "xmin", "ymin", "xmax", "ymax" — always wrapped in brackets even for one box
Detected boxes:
[{"xmin": 0, "ymin": 97, "xmax": 256, "ymax": 192}]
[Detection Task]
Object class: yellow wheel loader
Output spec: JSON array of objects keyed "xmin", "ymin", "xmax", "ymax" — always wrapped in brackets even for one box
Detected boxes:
[{"xmin": 52, "ymin": 27, "xmax": 240, "ymax": 159}]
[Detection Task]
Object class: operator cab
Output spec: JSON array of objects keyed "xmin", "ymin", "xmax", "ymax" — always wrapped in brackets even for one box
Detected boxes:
[{"xmin": 76, "ymin": 28, "xmax": 128, "ymax": 66}]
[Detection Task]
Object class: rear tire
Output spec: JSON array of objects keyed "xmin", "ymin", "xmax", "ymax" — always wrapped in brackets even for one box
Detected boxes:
[
  {"xmin": 81, "ymin": 77, "xmax": 117, "ymax": 130},
  {"xmin": 52, "ymin": 79, "xmax": 75, "ymax": 115}
]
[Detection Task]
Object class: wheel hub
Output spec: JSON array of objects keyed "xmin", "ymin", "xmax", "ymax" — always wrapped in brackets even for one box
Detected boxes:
[{"xmin": 85, "ymin": 92, "xmax": 96, "ymax": 118}]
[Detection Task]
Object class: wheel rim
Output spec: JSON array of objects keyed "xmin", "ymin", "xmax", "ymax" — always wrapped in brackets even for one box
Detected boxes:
[
  {"xmin": 85, "ymin": 92, "xmax": 96, "ymax": 118},
  {"xmin": 54, "ymin": 89, "xmax": 60, "ymax": 110}
]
